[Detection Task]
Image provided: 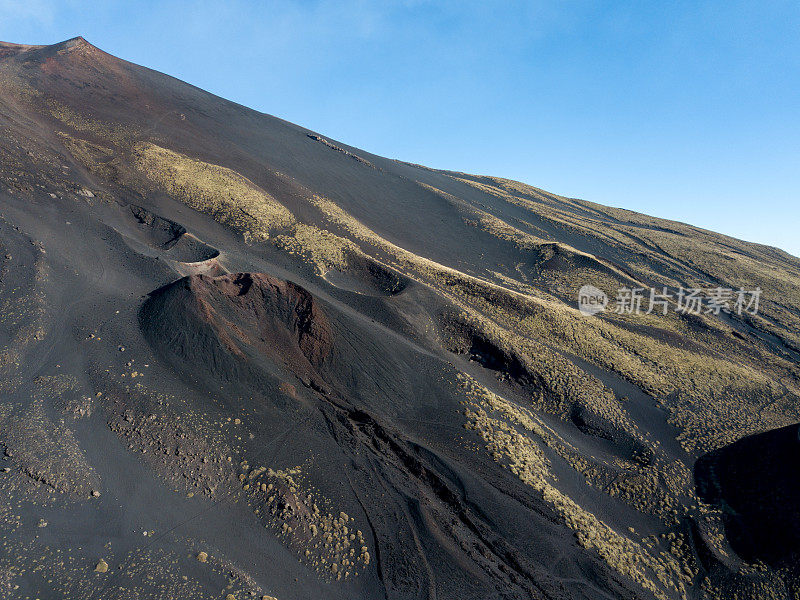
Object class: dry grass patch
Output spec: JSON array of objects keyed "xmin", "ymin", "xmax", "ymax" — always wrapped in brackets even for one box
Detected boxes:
[
  {"xmin": 133, "ymin": 142, "xmax": 295, "ymax": 241},
  {"xmin": 241, "ymin": 464, "xmax": 370, "ymax": 581},
  {"xmin": 0, "ymin": 376, "xmax": 99, "ymax": 499},
  {"xmin": 458, "ymin": 373, "xmax": 690, "ymax": 600}
]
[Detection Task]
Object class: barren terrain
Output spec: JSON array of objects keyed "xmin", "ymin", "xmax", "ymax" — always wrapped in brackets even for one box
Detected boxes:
[{"xmin": 1, "ymin": 37, "xmax": 799, "ymax": 600}]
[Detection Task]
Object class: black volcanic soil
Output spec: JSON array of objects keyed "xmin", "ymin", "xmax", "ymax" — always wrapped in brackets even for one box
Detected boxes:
[
  {"xmin": 695, "ymin": 423, "xmax": 800, "ymax": 565},
  {"xmin": 0, "ymin": 35, "xmax": 799, "ymax": 600}
]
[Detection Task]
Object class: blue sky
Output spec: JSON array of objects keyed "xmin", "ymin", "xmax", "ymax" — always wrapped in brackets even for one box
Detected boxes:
[{"xmin": 2, "ymin": 1, "xmax": 798, "ymax": 256}]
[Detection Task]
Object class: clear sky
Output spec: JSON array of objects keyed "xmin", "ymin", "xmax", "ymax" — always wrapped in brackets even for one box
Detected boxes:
[{"xmin": 2, "ymin": 1, "xmax": 798, "ymax": 256}]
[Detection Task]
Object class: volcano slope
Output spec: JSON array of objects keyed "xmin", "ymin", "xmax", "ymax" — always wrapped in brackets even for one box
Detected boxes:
[{"xmin": 0, "ymin": 37, "xmax": 799, "ymax": 600}]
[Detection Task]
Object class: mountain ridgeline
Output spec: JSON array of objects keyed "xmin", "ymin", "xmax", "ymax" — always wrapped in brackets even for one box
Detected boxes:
[{"xmin": 0, "ymin": 36, "xmax": 799, "ymax": 600}]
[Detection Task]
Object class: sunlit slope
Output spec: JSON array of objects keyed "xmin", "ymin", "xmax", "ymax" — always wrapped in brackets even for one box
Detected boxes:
[{"xmin": 0, "ymin": 36, "xmax": 798, "ymax": 600}]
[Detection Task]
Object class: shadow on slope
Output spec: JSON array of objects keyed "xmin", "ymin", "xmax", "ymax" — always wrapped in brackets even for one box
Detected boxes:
[
  {"xmin": 322, "ymin": 254, "xmax": 409, "ymax": 297},
  {"xmin": 439, "ymin": 312, "xmax": 652, "ymax": 466},
  {"xmin": 129, "ymin": 204, "xmax": 220, "ymax": 263},
  {"xmin": 695, "ymin": 422, "xmax": 800, "ymax": 565},
  {"xmin": 136, "ymin": 271, "xmax": 591, "ymax": 599}
]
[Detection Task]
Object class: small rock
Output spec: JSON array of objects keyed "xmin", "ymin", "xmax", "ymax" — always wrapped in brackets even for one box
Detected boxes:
[
  {"xmin": 38, "ymin": 519, "xmax": 48, "ymax": 527},
  {"xmin": 196, "ymin": 551, "xmax": 208, "ymax": 563},
  {"xmin": 91, "ymin": 490, "xmax": 101, "ymax": 498},
  {"xmin": 95, "ymin": 559, "xmax": 109, "ymax": 573}
]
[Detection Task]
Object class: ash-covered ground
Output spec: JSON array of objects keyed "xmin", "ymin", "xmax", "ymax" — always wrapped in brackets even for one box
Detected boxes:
[{"xmin": 1, "ymin": 36, "xmax": 799, "ymax": 600}]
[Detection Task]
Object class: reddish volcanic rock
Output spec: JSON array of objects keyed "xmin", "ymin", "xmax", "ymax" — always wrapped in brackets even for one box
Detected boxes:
[{"xmin": 140, "ymin": 273, "xmax": 332, "ymax": 387}]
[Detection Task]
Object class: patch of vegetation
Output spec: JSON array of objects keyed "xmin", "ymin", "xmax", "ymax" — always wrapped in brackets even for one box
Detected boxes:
[
  {"xmin": 241, "ymin": 464, "xmax": 370, "ymax": 581},
  {"xmin": 57, "ymin": 133, "xmax": 123, "ymax": 182},
  {"xmin": 0, "ymin": 376, "xmax": 99, "ymax": 499},
  {"xmin": 458, "ymin": 373, "xmax": 691, "ymax": 600},
  {"xmin": 0, "ymin": 250, "xmax": 49, "ymax": 393},
  {"xmin": 47, "ymin": 99, "xmax": 138, "ymax": 144},
  {"xmin": 133, "ymin": 142, "xmax": 295, "ymax": 241}
]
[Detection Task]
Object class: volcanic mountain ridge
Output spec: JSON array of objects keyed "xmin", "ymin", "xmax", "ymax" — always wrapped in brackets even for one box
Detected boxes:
[{"xmin": 0, "ymin": 36, "xmax": 799, "ymax": 600}]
